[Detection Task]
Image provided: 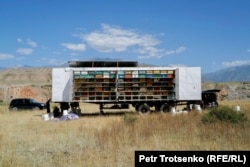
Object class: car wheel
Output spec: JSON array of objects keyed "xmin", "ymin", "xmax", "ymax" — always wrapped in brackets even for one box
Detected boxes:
[{"xmin": 11, "ymin": 107, "xmax": 18, "ymax": 111}]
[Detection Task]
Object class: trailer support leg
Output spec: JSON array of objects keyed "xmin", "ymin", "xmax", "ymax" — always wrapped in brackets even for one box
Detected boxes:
[{"xmin": 99, "ymin": 103, "xmax": 104, "ymax": 115}]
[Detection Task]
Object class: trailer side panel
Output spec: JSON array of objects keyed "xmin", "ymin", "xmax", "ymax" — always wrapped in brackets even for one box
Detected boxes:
[
  {"xmin": 175, "ymin": 67, "xmax": 201, "ymax": 101},
  {"xmin": 52, "ymin": 68, "xmax": 73, "ymax": 102}
]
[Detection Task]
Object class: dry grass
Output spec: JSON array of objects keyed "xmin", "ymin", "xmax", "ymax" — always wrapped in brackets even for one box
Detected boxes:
[{"xmin": 0, "ymin": 101, "xmax": 250, "ymax": 167}]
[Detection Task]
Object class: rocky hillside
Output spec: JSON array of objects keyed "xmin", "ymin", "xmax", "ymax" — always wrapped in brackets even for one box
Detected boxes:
[
  {"xmin": 202, "ymin": 82, "xmax": 250, "ymax": 101},
  {"xmin": 0, "ymin": 68, "xmax": 52, "ymax": 102},
  {"xmin": 0, "ymin": 68, "xmax": 51, "ymax": 85},
  {"xmin": 0, "ymin": 68, "xmax": 249, "ymax": 103}
]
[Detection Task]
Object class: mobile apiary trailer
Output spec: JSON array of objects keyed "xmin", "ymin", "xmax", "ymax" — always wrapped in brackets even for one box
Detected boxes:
[{"xmin": 52, "ymin": 61, "xmax": 201, "ymax": 114}]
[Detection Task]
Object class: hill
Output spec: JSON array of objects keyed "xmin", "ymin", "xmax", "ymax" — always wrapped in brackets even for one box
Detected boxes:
[
  {"xmin": 0, "ymin": 68, "xmax": 52, "ymax": 102},
  {"xmin": 202, "ymin": 65, "xmax": 250, "ymax": 82}
]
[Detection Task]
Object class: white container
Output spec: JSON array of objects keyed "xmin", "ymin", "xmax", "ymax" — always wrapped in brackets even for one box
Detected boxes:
[
  {"xmin": 235, "ymin": 106, "xmax": 241, "ymax": 112},
  {"xmin": 49, "ymin": 113, "xmax": 54, "ymax": 119},
  {"xmin": 42, "ymin": 114, "xmax": 49, "ymax": 121},
  {"xmin": 195, "ymin": 105, "xmax": 202, "ymax": 111},
  {"xmin": 63, "ymin": 110, "xmax": 68, "ymax": 115},
  {"xmin": 189, "ymin": 104, "xmax": 193, "ymax": 110},
  {"xmin": 171, "ymin": 107, "xmax": 176, "ymax": 113}
]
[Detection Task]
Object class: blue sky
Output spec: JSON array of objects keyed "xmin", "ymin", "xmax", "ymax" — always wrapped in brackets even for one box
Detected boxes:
[{"xmin": 0, "ymin": 0, "xmax": 250, "ymax": 73}]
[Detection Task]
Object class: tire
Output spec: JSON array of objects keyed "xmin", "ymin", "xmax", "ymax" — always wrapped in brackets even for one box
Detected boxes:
[
  {"xmin": 160, "ymin": 104, "xmax": 171, "ymax": 113},
  {"xmin": 11, "ymin": 107, "xmax": 18, "ymax": 111},
  {"xmin": 137, "ymin": 103, "xmax": 150, "ymax": 114}
]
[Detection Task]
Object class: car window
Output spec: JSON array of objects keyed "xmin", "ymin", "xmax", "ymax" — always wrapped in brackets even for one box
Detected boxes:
[
  {"xmin": 31, "ymin": 99, "xmax": 38, "ymax": 103},
  {"xmin": 27, "ymin": 99, "xmax": 32, "ymax": 104}
]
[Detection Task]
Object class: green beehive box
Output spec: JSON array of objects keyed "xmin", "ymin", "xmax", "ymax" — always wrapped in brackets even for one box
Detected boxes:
[
  {"xmin": 96, "ymin": 71, "xmax": 103, "ymax": 75},
  {"xmin": 139, "ymin": 70, "xmax": 146, "ymax": 74},
  {"xmin": 153, "ymin": 74, "xmax": 161, "ymax": 78},
  {"xmin": 110, "ymin": 74, "xmax": 116, "ymax": 78},
  {"xmin": 139, "ymin": 74, "xmax": 146, "ymax": 78},
  {"xmin": 88, "ymin": 71, "xmax": 95, "ymax": 75},
  {"xmin": 88, "ymin": 74, "xmax": 95, "ymax": 78},
  {"xmin": 80, "ymin": 74, "xmax": 89, "ymax": 78}
]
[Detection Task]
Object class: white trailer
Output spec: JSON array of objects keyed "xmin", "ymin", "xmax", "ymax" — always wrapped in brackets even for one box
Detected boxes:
[{"xmin": 52, "ymin": 61, "xmax": 201, "ymax": 114}]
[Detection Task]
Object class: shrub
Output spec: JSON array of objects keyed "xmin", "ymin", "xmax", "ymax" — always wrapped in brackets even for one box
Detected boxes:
[
  {"xmin": 123, "ymin": 113, "xmax": 137, "ymax": 124},
  {"xmin": 202, "ymin": 106, "xmax": 248, "ymax": 124}
]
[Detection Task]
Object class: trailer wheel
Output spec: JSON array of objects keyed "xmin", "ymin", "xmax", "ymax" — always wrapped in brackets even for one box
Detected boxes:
[
  {"xmin": 160, "ymin": 104, "xmax": 171, "ymax": 113},
  {"xmin": 137, "ymin": 103, "xmax": 150, "ymax": 114}
]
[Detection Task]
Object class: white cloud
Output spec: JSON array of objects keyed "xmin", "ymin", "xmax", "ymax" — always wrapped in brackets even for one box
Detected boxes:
[
  {"xmin": 26, "ymin": 38, "xmax": 37, "ymax": 47},
  {"xmin": 137, "ymin": 47, "xmax": 163, "ymax": 59},
  {"xmin": 222, "ymin": 60, "xmax": 250, "ymax": 67},
  {"xmin": 165, "ymin": 46, "xmax": 186, "ymax": 55},
  {"xmin": 69, "ymin": 52, "xmax": 79, "ymax": 56},
  {"xmin": 16, "ymin": 48, "xmax": 33, "ymax": 55},
  {"xmin": 80, "ymin": 24, "xmax": 163, "ymax": 57},
  {"xmin": 61, "ymin": 43, "xmax": 86, "ymax": 52},
  {"xmin": 17, "ymin": 38, "xmax": 23, "ymax": 43},
  {"xmin": 176, "ymin": 46, "xmax": 186, "ymax": 53},
  {"xmin": 0, "ymin": 53, "xmax": 14, "ymax": 60},
  {"xmin": 52, "ymin": 51, "xmax": 61, "ymax": 55},
  {"xmin": 17, "ymin": 38, "xmax": 37, "ymax": 47},
  {"xmin": 165, "ymin": 50, "xmax": 175, "ymax": 55},
  {"xmin": 40, "ymin": 58, "xmax": 65, "ymax": 65},
  {"xmin": 72, "ymin": 24, "xmax": 187, "ymax": 59},
  {"xmin": 247, "ymin": 49, "xmax": 250, "ymax": 52},
  {"xmin": 168, "ymin": 64, "xmax": 187, "ymax": 67}
]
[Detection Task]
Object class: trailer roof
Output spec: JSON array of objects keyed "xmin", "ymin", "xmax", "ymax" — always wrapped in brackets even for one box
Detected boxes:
[{"xmin": 68, "ymin": 61, "xmax": 138, "ymax": 68}]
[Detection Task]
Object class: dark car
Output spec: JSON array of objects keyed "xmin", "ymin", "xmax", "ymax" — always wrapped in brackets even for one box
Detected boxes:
[{"xmin": 9, "ymin": 98, "xmax": 46, "ymax": 111}]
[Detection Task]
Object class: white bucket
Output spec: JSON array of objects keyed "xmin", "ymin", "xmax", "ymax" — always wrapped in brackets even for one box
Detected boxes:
[
  {"xmin": 195, "ymin": 105, "xmax": 202, "ymax": 111},
  {"xmin": 235, "ymin": 106, "xmax": 240, "ymax": 112},
  {"xmin": 49, "ymin": 113, "xmax": 54, "ymax": 119},
  {"xmin": 189, "ymin": 104, "xmax": 193, "ymax": 110},
  {"xmin": 171, "ymin": 107, "xmax": 176, "ymax": 113},
  {"xmin": 63, "ymin": 110, "xmax": 68, "ymax": 115},
  {"xmin": 42, "ymin": 114, "xmax": 49, "ymax": 121}
]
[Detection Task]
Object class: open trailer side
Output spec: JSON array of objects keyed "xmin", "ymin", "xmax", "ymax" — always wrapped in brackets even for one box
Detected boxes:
[{"xmin": 52, "ymin": 61, "xmax": 202, "ymax": 114}]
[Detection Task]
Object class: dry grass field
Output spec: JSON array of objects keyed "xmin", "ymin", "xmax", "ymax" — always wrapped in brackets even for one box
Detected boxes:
[{"xmin": 0, "ymin": 100, "xmax": 250, "ymax": 167}]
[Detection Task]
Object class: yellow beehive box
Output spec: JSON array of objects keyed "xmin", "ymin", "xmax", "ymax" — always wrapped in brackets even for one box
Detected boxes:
[
  {"xmin": 153, "ymin": 70, "xmax": 160, "ymax": 74},
  {"xmin": 161, "ymin": 70, "xmax": 167, "ymax": 74},
  {"xmin": 146, "ymin": 70, "xmax": 153, "ymax": 74},
  {"xmin": 95, "ymin": 87, "xmax": 102, "ymax": 91},
  {"xmin": 103, "ymin": 74, "xmax": 109, "ymax": 78},
  {"xmin": 125, "ymin": 71, "xmax": 132, "ymax": 74},
  {"xmin": 167, "ymin": 70, "xmax": 174, "ymax": 74},
  {"xmin": 95, "ymin": 74, "xmax": 103, "ymax": 78}
]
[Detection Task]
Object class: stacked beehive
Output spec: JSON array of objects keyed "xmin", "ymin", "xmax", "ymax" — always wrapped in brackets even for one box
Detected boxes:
[{"xmin": 73, "ymin": 69, "xmax": 175, "ymax": 102}]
